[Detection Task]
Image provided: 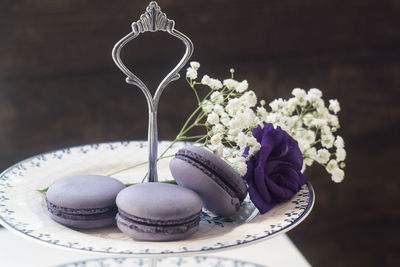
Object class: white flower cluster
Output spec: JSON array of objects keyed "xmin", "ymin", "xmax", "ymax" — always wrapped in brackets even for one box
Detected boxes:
[
  {"xmin": 186, "ymin": 63, "xmax": 266, "ymax": 176},
  {"xmin": 264, "ymin": 88, "xmax": 345, "ymax": 182},
  {"xmin": 185, "ymin": 62, "xmax": 346, "ymax": 182}
]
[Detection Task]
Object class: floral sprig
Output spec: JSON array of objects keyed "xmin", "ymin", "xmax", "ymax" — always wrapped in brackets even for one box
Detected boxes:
[{"xmin": 185, "ymin": 62, "xmax": 346, "ymax": 183}]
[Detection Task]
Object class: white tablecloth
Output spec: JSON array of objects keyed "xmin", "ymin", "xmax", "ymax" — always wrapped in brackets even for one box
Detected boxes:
[{"xmin": 0, "ymin": 227, "xmax": 310, "ymax": 267}]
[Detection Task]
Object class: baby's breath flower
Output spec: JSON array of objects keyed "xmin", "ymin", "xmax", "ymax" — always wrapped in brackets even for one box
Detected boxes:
[
  {"xmin": 326, "ymin": 160, "xmax": 338, "ymax": 173},
  {"xmin": 186, "ymin": 67, "xmax": 197, "ymax": 80},
  {"xmin": 201, "ymin": 75, "xmax": 211, "ymax": 85},
  {"xmin": 226, "ymin": 98, "xmax": 241, "ymax": 116},
  {"xmin": 331, "ymin": 167, "xmax": 344, "ymax": 183},
  {"xmin": 329, "ymin": 99, "xmax": 341, "ymax": 114},
  {"xmin": 241, "ymin": 90, "xmax": 257, "ymax": 107},
  {"xmin": 210, "ymin": 91, "xmax": 224, "ymax": 104},
  {"xmin": 269, "ymin": 98, "xmax": 285, "ymax": 112},
  {"xmin": 213, "ymin": 104, "xmax": 225, "ymax": 115},
  {"xmin": 201, "ymin": 100, "xmax": 213, "ymax": 114},
  {"xmin": 190, "ymin": 61, "xmax": 200, "ymax": 70},
  {"xmin": 256, "ymin": 106, "xmax": 268, "ymax": 122},
  {"xmin": 308, "ymin": 88, "xmax": 323, "ymax": 98},
  {"xmin": 291, "ymin": 88, "xmax": 307, "ymax": 99},
  {"xmin": 235, "ymin": 161, "xmax": 248, "ymax": 176},
  {"xmin": 236, "ymin": 80, "xmax": 249, "ymax": 93},
  {"xmin": 209, "ymin": 78, "xmax": 223, "ymax": 90},
  {"xmin": 223, "ymin": 79, "xmax": 239, "ymax": 90},
  {"xmin": 206, "ymin": 112, "xmax": 219, "ymax": 125},
  {"xmin": 211, "ymin": 123, "xmax": 224, "ymax": 134},
  {"xmin": 210, "ymin": 133, "xmax": 222, "ymax": 146},
  {"xmin": 317, "ymin": 149, "xmax": 330, "ymax": 164},
  {"xmin": 334, "ymin": 136, "xmax": 345, "ymax": 148},
  {"xmin": 321, "ymin": 133, "xmax": 335, "ymax": 148},
  {"xmin": 311, "ymin": 118, "xmax": 328, "ymax": 128},
  {"xmin": 220, "ymin": 114, "xmax": 230, "ymax": 126},
  {"xmin": 336, "ymin": 148, "xmax": 346, "ymax": 162}
]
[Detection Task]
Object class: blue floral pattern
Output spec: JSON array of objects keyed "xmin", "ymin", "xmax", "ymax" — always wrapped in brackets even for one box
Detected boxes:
[
  {"xmin": 0, "ymin": 141, "xmax": 314, "ymax": 255},
  {"xmin": 56, "ymin": 256, "xmax": 266, "ymax": 267}
]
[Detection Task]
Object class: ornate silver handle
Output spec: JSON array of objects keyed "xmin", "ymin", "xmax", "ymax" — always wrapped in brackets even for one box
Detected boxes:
[{"xmin": 112, "ymin": 1, "xmax": 194, "ymax": 182}]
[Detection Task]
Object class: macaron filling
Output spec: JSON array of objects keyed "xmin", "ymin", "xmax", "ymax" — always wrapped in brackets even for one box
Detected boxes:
[
  {"xmin": 116, "ymin": 209, "xmax": 201, "ymax": 234},
  {"xmin": 46, "ymin": 197, "xmax": 118, "ymax": 221},
  {"xmin": 175, "ymin": 149, "xmax": 246, "ymax": 202}
]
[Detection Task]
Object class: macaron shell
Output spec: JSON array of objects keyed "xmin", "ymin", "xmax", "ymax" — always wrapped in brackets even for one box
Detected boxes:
[
  {"xmin": 45, "ymin": 174, "xmax": 125, "ymax": 229},
  {"xmin": 116, "ymin": 212, "xmax": 199, "ymax": 241},
  {"xmin": 116, "ymin": 183, "xmax": 202, "ymax": 221},
  {"xmin": 170, "ymin": 158, "xmax": 240, "ymax": 217},
  {"xmin": 46, "ymin": 175, "xmax": 125, "ymax": 209},
  {"xmin": 49, "ymin": 213, "xmax": 116, "ymax": 229}
]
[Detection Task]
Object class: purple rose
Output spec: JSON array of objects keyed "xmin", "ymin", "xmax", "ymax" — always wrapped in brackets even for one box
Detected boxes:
[{"xmin": 243, "ymin": 123, "xmax": 307, "ymax": 214}]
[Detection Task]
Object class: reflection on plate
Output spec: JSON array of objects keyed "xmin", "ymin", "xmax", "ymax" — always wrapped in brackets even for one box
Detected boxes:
[
  {"xmin": 0, "ymin": 141, "xmax": 314, "ymax": 256},
  {"xmin": 56, "ymin": 256, "xmax": 266, "ymax": 267}
]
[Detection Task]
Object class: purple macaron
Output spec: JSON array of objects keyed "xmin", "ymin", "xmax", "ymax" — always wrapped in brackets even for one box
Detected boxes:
[
  {"xmin": 170, "ymin": 146, "xmax": 248, "ymax": 217},
  {"xmin": 115, "ymin": 183, "xmax": 202, "ymax": 241},
  {"xmin": 46, "ymin": 174, "xmax": 125, "ymax": 229}
]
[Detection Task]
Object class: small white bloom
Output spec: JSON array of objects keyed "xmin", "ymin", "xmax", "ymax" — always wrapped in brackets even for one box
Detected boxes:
[
  {"xmin": 236, "ymin": 132, "xmax": 247, "ymax": 148},
  {"xmin": 206, "ymin": 112, "xmax": 219, "ymax": 125},
  {"xmin": 228, "ymin": 128, "xmax": 241, "ymax": 137},
  {"xmin": 327, "ymin": 114, "xmax": 339, "ymax": 127},
  {"xmin": 210, "ymin": 91, "xmax": 224, "ymax": 104},
  {"xmin": 201, "ymin": 100, "xmax": 213, "ymax": 114},
  {"xmin": 321, "ymin": 126, "xmax": 332, "ymax": 136},
  {"xmin": 214, "ymin": 143, "xmax": 224, "ymax": 157},
  {"xmin": 190, "ymin": 61, "xmax": 200, "ymax": 70},
  {"xmin": 266, "ymin": 112, "xmax": 279, "ymax": 123},
  {"xmin": 186, "ymin": 67, "xmax": 197, "ymax": 80},
  {"xmin": 211, "ymin": 124, "xmax": 224, "ymax": 134},
  {"xmin": 305, "ymin": 147, "xmax": 317, "ymax": 159},
  {"xmin": 311, "ymin": 118, "xmax": 328, "ymax": 127},
  {"xmin": 210, "ymin": 133, "xmax": 222, "ymax": 146},
  {"xmin": 334, "ymin": 136, "xmax": 345, "ymax": 148},
  {"xmin": 304, "ymin": 130, "xmax": 316, "ymax": 144},
  {"xmin": 220, "ymin": 114, "xmax": 231, "ymax": 126},
  {"xmin": 329, "ymin": 99, "xmax": 341, "ymax": 114},
  {"xmin": 240, "ymin": 90, "xmax": 257, "ymax": 107},
  {"xmin": 287, "ymin": 98, "xmax": 299, "ymax": 113},
  {"xmin": 201, "ymin": 75, "xmax": 211, "ymax": 85},
  {"xmin": 291, "ymin": 88, "xmax": 307, "ymax": 99},
  {"xmin": 213, "ymin": 104, "xmax": 225, "ymax": 116},
  {"xmin": 326, "ymin": 160, "xmax": 338, "ymax": 173},
  {"xmin": 269, "ymin": 98, "xmax": 285, "ymax": 111},
  {"xmin": 242, "ymin": 108, "xmax": 257, "ymax": 127},
  {"xmin": 331, "ymin": 167, "xmax": 344, "ymax": 183},
  {"xmin": 226, "ymin": 98, "xmax": 241, "ymax": 115},
  {"xmin": 236, "ymin": 161, "xmax": 248, "ymax": 176},
  {"xmin": 209, "ymin": 78, "xmax": 223, "ymax": 90},
  {"xmin": 256, "ymin": 106, "xmax": 268, "ymax": 122},
  {"xmin": 304, "ymin": 157, "xmax": 314, "ymax": 167},
  {"xmin": 308, "ymin": 88, "xmax": 323, "ymax": 98},
  {"xmin": 317, "ymin": 149, "xmax": 330, "ymax": 164},
  {"xmin": 249, "ymin": 141, "xmax": 261, "ymax": 155},
  {"xmin": 223, "ymin": 79, "xmax": 239, "ymax": 90},
  {"xmin": 236, "ymin": 80, "xmax": 248, "ymax": 93},
  {"xmin": 321, "ymin": 133, "xmax": 335, "ymax": 148},
  {"xmin": 336, "ymin": 148, "xmax": 346, "ymax": 162},
  {"xmin": 303, "ymin": 113, "xmax": 314, "ymax": 127}
]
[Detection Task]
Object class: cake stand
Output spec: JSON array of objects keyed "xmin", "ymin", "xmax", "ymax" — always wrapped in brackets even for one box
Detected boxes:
[{"xmin": 0, "ymin": 2, "xmax": 315, "ymax": 266}]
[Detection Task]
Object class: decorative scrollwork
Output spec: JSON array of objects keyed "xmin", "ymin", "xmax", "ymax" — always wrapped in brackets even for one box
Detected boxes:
[{"xmin": 131, "ymin": 1, "xmax": 175, "ymax": 33}]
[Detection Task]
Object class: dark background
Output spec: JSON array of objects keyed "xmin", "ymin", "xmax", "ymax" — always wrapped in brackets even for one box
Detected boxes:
[{"xmin": 0, "ymin": 0, "xmax": 399, "ymax": 266}]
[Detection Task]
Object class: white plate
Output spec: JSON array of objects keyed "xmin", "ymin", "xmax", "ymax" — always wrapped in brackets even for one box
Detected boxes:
[
  {"xmin": 0, "ymin": 141, "xmax": 314, "ymax": 256},
  {"xmin": 55, "ymin": 256, "xmax": 266, "ymax": 267}
]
